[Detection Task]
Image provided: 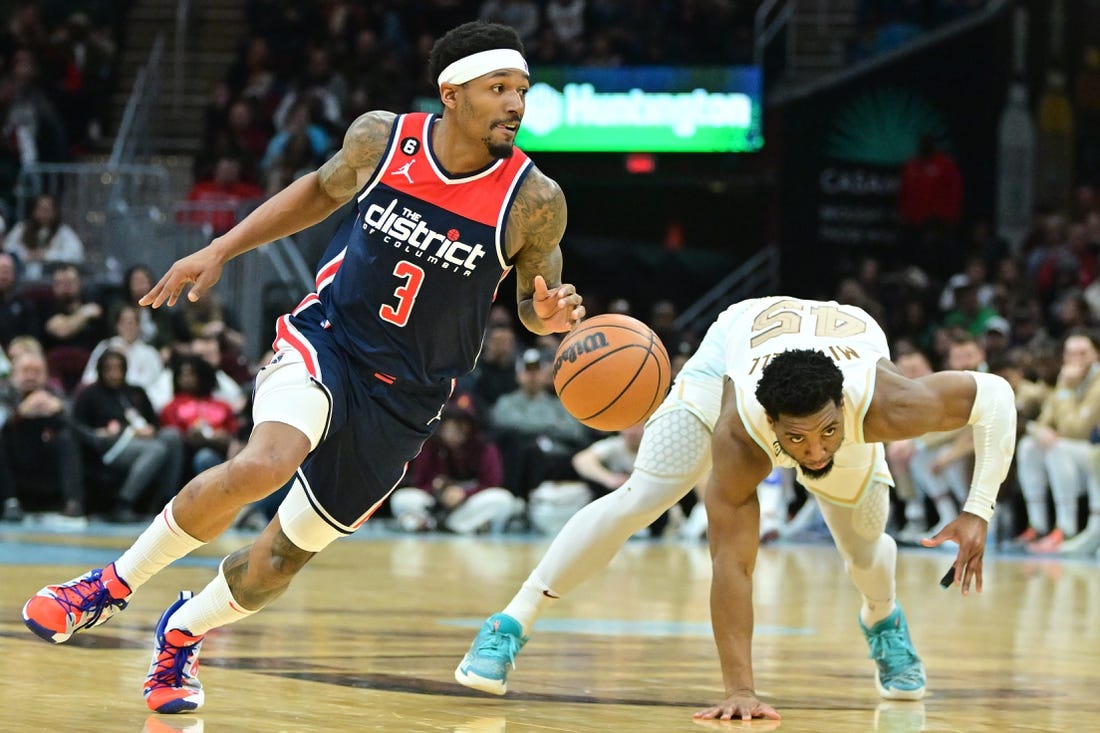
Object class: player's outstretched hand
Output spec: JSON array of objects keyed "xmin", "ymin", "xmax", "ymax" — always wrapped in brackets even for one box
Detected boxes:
[
  {"xmin": 694, "ymin": 691, "xmax": 781, "ymax": 722},
  {"xmin": 920, "ymin": 511, "xmax": 988, "ymax": 595},
  {"xmin": 139, "ymin": 248, "xmax": 226, "ymax": 308},
  {"xmin": 532, "ymin": 274, "xmax": 584, "ymax": 332}
]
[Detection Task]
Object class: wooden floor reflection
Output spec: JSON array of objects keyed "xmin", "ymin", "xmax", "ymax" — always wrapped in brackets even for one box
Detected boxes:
[{"xmin": 1, "ymin": 523, "xmax": 1098, "ymax": 732}]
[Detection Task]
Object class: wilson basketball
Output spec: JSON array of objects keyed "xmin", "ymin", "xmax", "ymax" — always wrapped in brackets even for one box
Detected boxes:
[{"xmin": 553, "ymin": 313, "xmax": 672, "ymax": 432}]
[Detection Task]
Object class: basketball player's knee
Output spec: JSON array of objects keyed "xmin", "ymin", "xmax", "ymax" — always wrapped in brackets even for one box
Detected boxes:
[
  {"xmin": 853, "ymin": 484, "xmax": 889, "ymax": 540},
  {"xmin": 228, "ymin": 449, "xmax": 298, "ymax": 498},
  {"xmin": 616, "ymin": 474, "xmax": 683, "ymax": 521}
]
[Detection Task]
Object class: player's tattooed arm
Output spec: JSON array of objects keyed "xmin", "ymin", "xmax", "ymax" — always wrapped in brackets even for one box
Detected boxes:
[
  {"xmin": 318, "ymin": 110, "xmax": 396, "ymax": 201},
  {"xmin": 510, "ymin": 167, "xmax": 581, "ymax": 334}
]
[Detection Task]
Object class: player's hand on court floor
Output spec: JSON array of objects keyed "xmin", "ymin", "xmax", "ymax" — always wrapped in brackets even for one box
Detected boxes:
[
  {"xmin": 532, "ymin": 275, "xmax": 584, "ymax": 331},
  {"xmin": 694, "ymin": 692, "xmax": 782, "ymax": 722},
  {"xmin": 920, "ymin": 512, "xmax": 989, "ymax": 596}
]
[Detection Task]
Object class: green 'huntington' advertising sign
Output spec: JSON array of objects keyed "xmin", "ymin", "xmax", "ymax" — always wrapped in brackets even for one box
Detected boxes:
[{"xmin": 515, "ymin": 66, "xmax": 763, "ymax": 153}]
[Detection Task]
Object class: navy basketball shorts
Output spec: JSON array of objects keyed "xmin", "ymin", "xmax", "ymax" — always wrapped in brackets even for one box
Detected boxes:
[{"xmin": 255, "ymin": 309, "xmax": 451, "ymax": 552}]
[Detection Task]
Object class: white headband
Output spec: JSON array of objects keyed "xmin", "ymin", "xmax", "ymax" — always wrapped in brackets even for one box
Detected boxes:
[{"xmin": 437, "ymin": 48, "xmax": 529, "ymax": 87}]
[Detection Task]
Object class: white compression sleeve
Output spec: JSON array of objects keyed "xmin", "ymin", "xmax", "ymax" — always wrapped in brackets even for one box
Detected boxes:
[
  {"xmin": 964, "ymin": 371, "xmax": 1018, "ymax": 521},
  {"xmin": 530, "ymin": 408, "xmax": 712, "ymax": 596}
]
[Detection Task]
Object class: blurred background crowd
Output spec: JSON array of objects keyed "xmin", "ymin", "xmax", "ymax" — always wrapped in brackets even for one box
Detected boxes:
[{"xmin": 1, "ymin": 0, "xmax": 1099, "ymax": 561}]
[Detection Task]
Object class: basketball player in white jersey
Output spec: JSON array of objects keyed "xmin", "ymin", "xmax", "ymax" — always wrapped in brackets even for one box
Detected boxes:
[{"xmin": 458, "ymin": 296, "xmax": 1016, "ymax": 721}]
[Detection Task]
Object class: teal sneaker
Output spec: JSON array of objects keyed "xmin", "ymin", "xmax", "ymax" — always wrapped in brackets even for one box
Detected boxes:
[
  {"xmin": 860, "ymin": 605, "xmax": 926, "ymax": 700},
  {"xmin": 454, "ymin": 613, "xmax": 528, "ymax": 695}
]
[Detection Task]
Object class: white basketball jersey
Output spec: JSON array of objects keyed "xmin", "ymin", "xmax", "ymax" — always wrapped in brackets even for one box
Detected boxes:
[{"xmin": 723, "ymin": 296, "xmax": 894, "ymax": 505}]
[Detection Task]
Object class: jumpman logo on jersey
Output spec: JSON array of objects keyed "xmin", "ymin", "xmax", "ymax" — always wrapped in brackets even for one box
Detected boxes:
[{"xmin": 392, "ymin": 160, "xmax": 415, "ymax": 184}]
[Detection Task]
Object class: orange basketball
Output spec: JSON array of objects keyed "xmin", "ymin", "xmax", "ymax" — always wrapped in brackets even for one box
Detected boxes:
[{"xmin": 553, "ymin": 313, "xmax": 672, "ymax": 432}]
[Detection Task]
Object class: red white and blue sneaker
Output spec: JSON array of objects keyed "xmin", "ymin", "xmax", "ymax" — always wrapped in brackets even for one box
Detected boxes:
[
  {"xmin": 454, "ymin": 613, "xmax": 528, "ymax": 695},
  {"xmin": 22, "ymin": 563, "xmax": 132, "ymax": 643},
  {"xmin": 144, "ymin": 591, "xmax": 205, "ymax": 714}
]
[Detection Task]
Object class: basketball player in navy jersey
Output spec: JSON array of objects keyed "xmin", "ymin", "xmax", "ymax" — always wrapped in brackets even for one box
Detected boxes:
[{"xmin": 22, "ymin": 22, "xmax": 584, "ymax": 714}]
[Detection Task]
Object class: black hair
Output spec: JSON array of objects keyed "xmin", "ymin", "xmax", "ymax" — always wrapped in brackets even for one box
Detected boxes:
[
  {"xmin": 755, "ymin": 349, "xmax": 843, "ymax": 420},
  {"xmin": 428, "ymin": 22, "xmax": 524, "ymax": 86},
  {"xmin": 96, "ymin": 348, "xmax": 128, "ymax": 381},
  {"xmin": 172, "ymin": 353, "xmax": 218, "ymax": 397}
]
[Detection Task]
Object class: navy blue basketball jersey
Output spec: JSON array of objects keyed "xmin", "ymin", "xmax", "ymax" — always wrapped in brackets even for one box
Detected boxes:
[{"xmin": 287, "ymin": 112, "xmax": 533, "ymax": 385}]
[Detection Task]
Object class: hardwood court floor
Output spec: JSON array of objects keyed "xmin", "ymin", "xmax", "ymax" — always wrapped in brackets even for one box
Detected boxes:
[{"xmin": 1, "ymin": 521, "xmax": 1098, "ymax": 733}]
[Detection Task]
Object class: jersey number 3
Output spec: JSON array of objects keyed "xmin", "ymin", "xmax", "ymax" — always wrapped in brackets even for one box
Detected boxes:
[{"xmin": 379, "ymin": 260, "xmax": 425, "ymax": 327}]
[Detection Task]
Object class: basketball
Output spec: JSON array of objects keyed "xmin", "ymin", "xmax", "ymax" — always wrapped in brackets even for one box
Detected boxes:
[{"xmin": 552, "ymin": 313, "xmax": 672, "ymax": 432}]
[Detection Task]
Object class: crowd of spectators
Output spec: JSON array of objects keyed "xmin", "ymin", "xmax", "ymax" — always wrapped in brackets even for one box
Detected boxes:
[
  {"xmin": 194, "ymin": 0, "xmax": 757, "ymax": 195},
  {"xmin": 0, "ymin": 3, "xmax": 121, "ymax": 219},
  {"xmin": 2, "ymin": 2, "xmax": 1100, "ymax": 561}
]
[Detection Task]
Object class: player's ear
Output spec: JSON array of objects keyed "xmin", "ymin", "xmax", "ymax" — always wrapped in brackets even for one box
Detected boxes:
[{"xmin": 439, "ymin": 83, "xmax": 460, "ymax": 110}]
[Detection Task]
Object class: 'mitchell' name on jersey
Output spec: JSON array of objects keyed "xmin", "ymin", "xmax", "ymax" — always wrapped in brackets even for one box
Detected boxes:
[
  {"xmin": 363, "ymin": 197, "xmax": 488, "ymax": 274},
  {"xmin": 310, "ymin": 112, "xmax": 533, "ymax": 385}
]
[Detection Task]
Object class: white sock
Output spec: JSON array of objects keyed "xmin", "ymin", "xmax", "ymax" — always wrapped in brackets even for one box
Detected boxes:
[
  {"xmin": 501, "ymin": 572, "xmax": 559, "ymax": 634},
  {"xmin": 166, "ymin": 563, "xmax": 257, "ymax": 636},
  {"xmin": 114, "ymin": 499, "xmax": 204, "ymax": 591}
]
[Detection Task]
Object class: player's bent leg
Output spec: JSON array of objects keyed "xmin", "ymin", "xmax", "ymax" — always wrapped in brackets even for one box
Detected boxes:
[
  {"xmin": 817, "ymin": 484, "xmax": 925, "ymax": 700},
  {"xmin": 172, "ymin": 421, "xmax": 312, "ymax": 541},
  {"xmin": 457, "ymin": 407, "xmax": 713, "ymax": 695},
  {"xmin": 535, "ymin": 407, "xmax": 713, "ymax": 597}
]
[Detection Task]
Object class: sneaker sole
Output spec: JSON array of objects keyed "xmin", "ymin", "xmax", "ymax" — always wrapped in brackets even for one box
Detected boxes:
[
  {"xmin": 148, "ymin": 691, "xmax": 204, "ymax": 714},
  {"xmin": 876, "ymin": 676, "xmax": 925, "ymax": 701},
  {"xmin": 21, "ymin": 603, "xmax": 70, "ymax": 644},
  {"xmin": 454, "ymin": 661, "xmax": 507, "ymax": 695}
]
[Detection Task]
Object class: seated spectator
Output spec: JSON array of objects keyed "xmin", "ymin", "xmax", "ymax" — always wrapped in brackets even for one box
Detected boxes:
[
  {"xmin": 260, "ymin": 98, "xmax": 332, "ymax": 194},
  {"xmin": 3, "ymin": 194, "xmax": 85, "ymax": 282},
  {"xmin": 71, "ymin": 349, "xmax": 183, "ymax": 522},
  {"xmin": 1, "ymin": 49, "xmax": 68, "ymax": 202},
  {"xmin": 941, "ymin": 281, "xmax": 1001, "ymax": 337},
  {"xmin": 180, "ymin": 155, "xmax": 265, "ymax": 236},
  {"xmin": 158, "ymin": 354, "xmax": 239, "ymax": 479},
  {"xmin": 168, "ymin": 292, "xmax": 251, "ymax": 381},
  {"xmin": 1015, "ymin": 329, "xmax": 1100, "ymax": 553},
  {"xmin": 148, "ymin": 334, "xmax": 247, "ymax": 413},
  {"xmin": 390, "ymin": 392, "xmax": 523, "ymax": 534},
  {"xmin": 0, "ymin": 251, "xmax": 40, "ymax": 348},
  {"xmin": 557, "ymin": 422, "xmax": 647, "ymax": 536},
  {"xmin": 109, "ymin": 263, "xmax": 177, "ymax": 352},
  {"xmin": 490, "ymin": 348, "xmax": 591, "ymax": 497},
  {"xmin": 571, "ymin": 422, "xmax": 645, "ymax": 495},
  {"xmin": 460, "ymin": 323, "xmax": 518, "ymax": 409},
  {"xmin": 0, "ymin": 349, "xmax": 85, "ymax": 518},
  {"xmin": 981, "ymin": 315, "xmax": 1012, "ymax": 362},
  {"xmin": 80, "ymin": 303, "xmax": 165, "ymax": 395},
  {"xmin": 40, "ymin": 263, "xmax": 106, "ymax": 392},
  {"xmin": 648, "ymin": 299, "xmax": 682, "ymax": 357}
]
